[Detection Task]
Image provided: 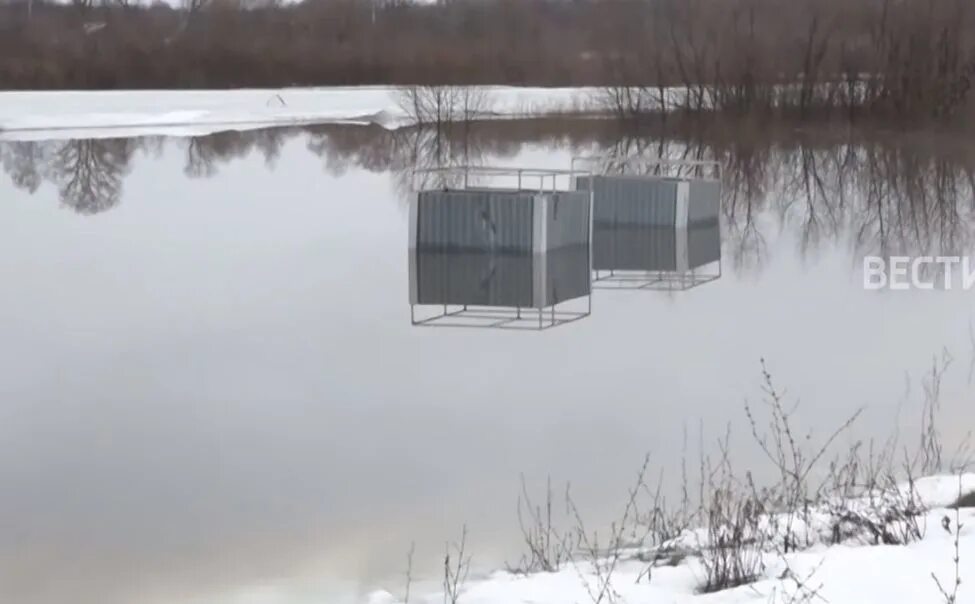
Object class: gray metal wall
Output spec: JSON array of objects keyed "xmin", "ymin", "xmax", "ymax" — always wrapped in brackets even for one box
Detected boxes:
[
  {"xmin": 578, "ymin": 175, "xmax": 721, "ymax": 227},
  {"xmin": 594, "ymin": 221, "xmax": 720, "ymax": 272},
  {"xmin": 542, "ymin": 191, "xmax": 592, "ymax": 250},
  {"xmin": 593, "ymin": 225, "xmax": 677, "ymax": 271},
  {"xmin": 413, "ymin": 245, "xmax": 590, "ymax": 308},
  {"xmin": 539, "ymin": 244, "xmax": 592, "ymax": 307},
  {"xmin": 414, "ymin": 250, "xmax": 534, "ymax": 307},
  {"xmin": 414, "ymin": 189, "xmax": 591, "ymax": 253},
  {"xmin": 415, "ymin": 189, "xmax": 535, "ymax": 252},
  {"xmin": 577, "ymin": 175, "xmax": 679, "ymax": 227},
  {"xmin": 687, "ymin": 219, "xmax": 721, "ymax": 268},
  {"xmin": 687, "ymin": 180, "xmax": 721, "ymax": 223}
]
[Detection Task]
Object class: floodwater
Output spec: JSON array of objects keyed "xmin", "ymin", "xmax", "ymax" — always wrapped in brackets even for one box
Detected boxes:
[{"xmin": 1, "ymin": 121, "xmax": 974, "ymax": 604}]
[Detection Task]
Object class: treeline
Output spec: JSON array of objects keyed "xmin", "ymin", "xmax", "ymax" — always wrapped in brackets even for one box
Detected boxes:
[
  {"xmin": 0, "ymin": 0, "xmax": 613, "ymax": 88},
  {"xmin": 2, "ymin": 0, "xmax": 975, "ymax": 119}
]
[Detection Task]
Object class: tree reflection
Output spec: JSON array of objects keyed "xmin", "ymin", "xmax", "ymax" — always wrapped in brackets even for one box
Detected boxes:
[
  {"xmin": 184, "ymin": 128, "xmax": 290, "ymax": 178},
  {"xmin": 305, "ymin": 124, "xmax": 400, "ymax": 177},
  {"xmin": 1, "ymin": 138, "xmax": 134, "ymax": 215},
  {"xmin": 544, "ymin": 120, "xmax": 975, "ymax": 274},
  {"xmin": 49, "ymin": 139, "xmax": 133, "ymax": 215},
  {"xmin": 304, "ymin": 121, "xmax": 535, "ymax": 203},
  {"xmin": 0, "ymin": 141, "xmax": 47, "ymax": 194},
  {"xmin": 3, "ymin": 120, "xmax": 975, "ymax": 276},
  {"xmin": 392, "ymin": 125, "xmax": 483, "ymax": 196}
]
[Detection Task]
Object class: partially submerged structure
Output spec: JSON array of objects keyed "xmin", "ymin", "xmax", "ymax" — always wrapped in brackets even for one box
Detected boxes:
[
  {"xmin": 408, "ymin": 167, "xmax": 593, "ymax": 329},
  {"xmin": 591, "ymin": 221, "xmax": 721, "ymax": 290},
  {"xmin": 573, "ymin": 157, "xmax": 723, "ymax": 291}
]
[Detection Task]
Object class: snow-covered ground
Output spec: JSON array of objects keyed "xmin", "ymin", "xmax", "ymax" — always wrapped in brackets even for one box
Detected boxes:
[
  {"xmin": 0, "ymin": 86, "xmax": 599, "ymax": 142},
  {"xmin": 368, "ymin": 474, "xmax": 975, "ymax": 604}
]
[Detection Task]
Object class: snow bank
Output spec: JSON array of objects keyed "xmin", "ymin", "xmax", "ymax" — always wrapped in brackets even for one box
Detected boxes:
[
  {"xmin": 0, "ymin": 86, "xmax": 598, "ymax": 142},
  {"xmin": 369, "ymin": 475, "xmax": 975, "ymax": 604}
]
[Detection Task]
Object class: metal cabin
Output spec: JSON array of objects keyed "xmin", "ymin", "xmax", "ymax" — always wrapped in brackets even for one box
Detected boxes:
[
  {"xmin": 408, "ymin": 166, "xmax": 594, "ymax": 330},
  {"xmin": 572, "ymin": 157, "xmax": 721, "ymax": 228},
  {"xmin": 572, "ymin": 156, "xmax": 722, "ymax": 291},
  {"xmin": 592, "ymin": 220, "xmax": 721, "ymax": 290}
]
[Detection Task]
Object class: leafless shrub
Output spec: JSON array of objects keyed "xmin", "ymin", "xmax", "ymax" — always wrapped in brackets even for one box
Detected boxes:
[
  {"xmin": 766, "ymin": 557, "xmax": 826, "ymax": 604},
  {"xmin": 632, "ymin": 426, "xmax": 697, "ymax": 573},
  {"xmin": 917, "ymin": 350, "xmax": 954, "ymax": 475},
  {"xmin": 697, "ymin": 433, "xmax": 768, "ymax": 593},
  {"xmin": 598, "ymin": 87, "xmax": 666, "ymax": 121},
  {"xmin": 489, "ymin": 352, "xmax": 965, "ymax": 600},
  {"xmin": 745, "ymin": 359, "xmax": 863, "ymax": 552},
  {"xmin": 737, "ymin": 354, "xmax": 945, "ymax": 557},
  {"xmin": 824, "ymin": 457, "xmax": 926, "ymax": 546},
  {"xmin": 566, "ymin": 454, "xmax": 651, "ymax": 604},
  {"xmin": 442, "ymin": 525, "xmax": 471, "ymax": 604},
  {"xmin": 699, "ymin": 488, "xmax": 766, "ymax": 592},
  {"xmin": 816, "ymin": 349, "xmax": 970, "ymax": 549},
  {"xmin": 931, "ymin": 473, "xmax": 965, "ymax": 604},
  {"xmin": 507, "ymin": 475, "xmax": 574, "ymax": 574},
  {"xmin": 395, "ymin": 86, "xmax": 490, "ymax": 126},
  {"xmin": 403, "ymin": 542, "xmax": 415, "ymax": 604}
]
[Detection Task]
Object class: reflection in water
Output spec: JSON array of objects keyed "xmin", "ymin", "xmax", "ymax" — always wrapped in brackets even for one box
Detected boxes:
[
  {"xmin": 410, "ymin": 246, "xmax": 592, "ymax": 329},
  {"xmin": 51, "ymin": 139, "xmax": 132, "ymax": 215},
  {"xmin": 4, "ymin": 119, "xmax": 973, "ymax": 273},
  {"xmin": 592, "ymin": 129, "xmax": 975, "ymax": 273},
  {"xmin": 2, "ymin": 121, "xmax": 975, "ymax": 604},
  {"xmin": 0, "ymin": 138, "xmax": 133, "ymax": 214},
  {"xmin": 593, "ymin": 221, "xmax": 721, "ymax": 291},
  {"xmin": 0, "ymin": 140, "xmax": 44, "ymax": 193},
  {"xmin": 582, "ymin": 171, "xmax": 722, "ymax": 290},
  {"xmin": 184, "ymin": 128, "xmax": 288, "ymax": 178}
]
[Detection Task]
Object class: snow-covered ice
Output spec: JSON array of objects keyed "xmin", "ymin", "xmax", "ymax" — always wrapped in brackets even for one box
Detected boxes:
[
  {"xmin": 368, "ymin": 474, "xmax": 975, "ymax": 604},
  {"xmin": 0, "ymin": 86, "xmax": 598, "ymax": 142}
]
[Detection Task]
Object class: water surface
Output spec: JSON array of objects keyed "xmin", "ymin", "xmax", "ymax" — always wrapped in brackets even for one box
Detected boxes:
[{"xmin": 1, "ymin": 122, "xmax": 973, "ymax": 604}]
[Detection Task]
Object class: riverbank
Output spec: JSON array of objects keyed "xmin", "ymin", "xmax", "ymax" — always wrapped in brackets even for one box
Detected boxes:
[
  {"xmin": 0, "ymin": 87, "xmax": 599, "ymax": 142},
  {"xmin": 363, "ymin": 362, "xmax": 973, "ymax": 604},
  {"xmin": 369, "ymin": 473, "xmax": 975, "ymax": 604}
]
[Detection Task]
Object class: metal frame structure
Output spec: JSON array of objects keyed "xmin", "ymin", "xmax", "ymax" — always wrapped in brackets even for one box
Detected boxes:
[
  {"xmin": 410, "ymin": 298, "xmax": 592, "ymax": 330},
  {"xmin": 572, "ymin": 154, "xmax": 723, "ymax": 292},
  {"xmin": 592, "ymin": 264, "xmax": 721, "ymax": 291},
  {"xmin": 413, "ymin": 165, "xmax": 595, "ymax": 193},
  {"xmin": 409, "ymin": 165, "xmax": 595, "ymax": 331},
  {"xmin": 570, "ymin": 155, "xmax": 722, "ymax": 182}
]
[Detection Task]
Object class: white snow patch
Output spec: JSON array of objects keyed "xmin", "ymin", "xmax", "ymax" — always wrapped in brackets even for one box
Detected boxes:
[
  {"xmin": 0, "ymin": 86, "xmax": 599, "ymax": 142},
  {"xmin": 381, "ymin": 474, "xmax": 975, "ymax": 604}
]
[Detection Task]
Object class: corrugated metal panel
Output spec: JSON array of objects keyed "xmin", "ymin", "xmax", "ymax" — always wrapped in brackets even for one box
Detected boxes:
[
  {"xmin": 539, "ymin": 244, "xmax": 592, "ymax": 307},
  {"xmin": 578, "ymin": 175, "xmax": 679, "ymax": 227},
  {"xmin": 593, "ymin": 225, "xmax": 677, "ymax": 271},
  {"xmin": 687, "ymin": 180, "xmax": 721, "ymax": 223},
  {"xmin": 415, "ymin": 190, "xmax": 534, "ymax": 252},
  {"xmin": 414, "ymin": 250, "xmax": 534, "ymax": 307},
  {"xmin": 687, "ymin": 219, "xmax": 721, "ymax": 268},
  {"xmin": 593, "ymin": 221, "xmax": 720, "ymax": 272},
  {"xmin": 543, "ymin": 191, "xmax": 591, "ymax": 250},
  {"xmin": 415, "ymin": 188, "xmax": 592, "ymax": 254},
  {"xmin": 413, "ymin": 246, "xmax": 591, "ymax": 308}
]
